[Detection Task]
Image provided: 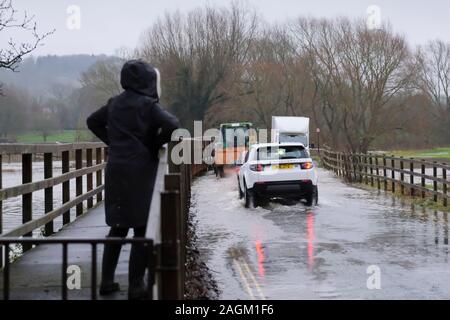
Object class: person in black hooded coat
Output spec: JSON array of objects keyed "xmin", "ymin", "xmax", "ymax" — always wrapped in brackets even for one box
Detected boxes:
[{"xmin": 87, "ymin": 60, "xmax": 179, "ymax": 299}]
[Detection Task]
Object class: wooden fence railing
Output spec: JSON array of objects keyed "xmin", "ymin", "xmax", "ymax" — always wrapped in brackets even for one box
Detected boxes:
[
  {"xmin": 1, "ymin": 139, "xmax": 211, "ymax": 300},
  {"xmin": 321, "ymin": 147, "xmax": 449, "ymax": 207},
  {"xmin": 0, "ymin": 143, "xmax": 107, "ymax": 266}
]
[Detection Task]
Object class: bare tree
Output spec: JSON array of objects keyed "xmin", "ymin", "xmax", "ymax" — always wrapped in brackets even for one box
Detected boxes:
[
  {"xmin": 80, "ymin": 58, "xmax": 124, "ymax": 100},
  {"xmin": 337, "ymin": 19, "xmax": 413, "ymax": 153},
  {"xmin": 0, "ymin": 0, "xmax": 54, "ymax": 93},
  {"xmin": 236, "ymin": 29, "xmax": 291, "ymax": 127},
  {"xmin": 138, "ymin": 2, "xmax": 259, "ymax": 129},
  {"xmin": 414, "ymin": 40, "xmax": 450, "ymax": 137},
  {"xmin": 290, "ymin": 18, "xmax": 346, "ymax": 149},
  {"xmin": 290, "ymin": 18, "xmax": 412, "ymax": 153}
]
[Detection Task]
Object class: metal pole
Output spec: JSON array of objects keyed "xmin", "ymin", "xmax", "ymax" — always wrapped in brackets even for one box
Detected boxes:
[
  {"xmin": 62, "ymin": 243, "xmax": 68, "ymax": 300},
  {"xmin": 3, "ymin": 244, "xmax": 9, "ymax": 300},
  {"xmin": 147, "ymin": 240, "xmax": 155, "ymax": 300},
  {"xmin": 91, "ymin": 243, "xmax": 97, "ymax": 300}
]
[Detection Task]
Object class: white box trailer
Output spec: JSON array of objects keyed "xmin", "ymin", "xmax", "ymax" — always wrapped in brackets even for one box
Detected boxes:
[{"xmin": 271, "ymin": 116, "xmax": 310, "ymax": 149}]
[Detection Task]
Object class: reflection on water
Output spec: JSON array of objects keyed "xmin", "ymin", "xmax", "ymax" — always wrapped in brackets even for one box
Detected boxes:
[
  {"xmin": 306, "ymin": 211, "xmax": 315, "ymax": 270},
  {"xmin": 255, "ymin": 240, "xmax": 265, "ymax": 277},
  {"xmin": 1, "ymin": 161, "xmax": 103, "ymax": 235},
  {"xmin": 193, "ymin": 169, "xmax": 450, "ymax": 299}
]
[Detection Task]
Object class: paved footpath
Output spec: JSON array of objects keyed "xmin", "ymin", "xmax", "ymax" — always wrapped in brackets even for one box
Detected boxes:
[{"xmin": 0, "ymin": 204, "xmax": 132, "ymax": 300}]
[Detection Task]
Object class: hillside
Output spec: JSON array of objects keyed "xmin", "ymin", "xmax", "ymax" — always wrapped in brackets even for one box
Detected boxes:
[{"xmin": 0, "ymin": 54, "xmax": 115, "ymax": 96}]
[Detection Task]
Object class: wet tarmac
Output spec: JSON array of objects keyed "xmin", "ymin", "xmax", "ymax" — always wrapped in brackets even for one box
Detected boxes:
[{"xmin": 192, "ymin": 168, "xmax": 450, "ymax": 299}]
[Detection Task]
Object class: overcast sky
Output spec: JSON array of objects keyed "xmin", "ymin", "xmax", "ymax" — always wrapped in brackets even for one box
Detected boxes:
[{"xmin": 6, "ymin": 0, "xmax": 450, "ymax": 56}]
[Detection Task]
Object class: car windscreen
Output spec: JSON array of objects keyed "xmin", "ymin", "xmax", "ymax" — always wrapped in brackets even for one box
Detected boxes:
[
  {"xmin": 222, "ymin": 127, "xmax": 250, "ymax": 148},
  {"xmin": 257, "ymin": 146, "xmax": 309, "ymax": 161}
]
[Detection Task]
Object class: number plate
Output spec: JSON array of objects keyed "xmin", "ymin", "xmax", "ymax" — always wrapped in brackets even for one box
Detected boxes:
[{"xmin": 272, "ymin": 164, "xmax": 295, "ymax": 170}]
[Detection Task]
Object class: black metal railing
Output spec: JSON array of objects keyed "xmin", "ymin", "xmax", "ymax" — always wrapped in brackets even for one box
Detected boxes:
[{"xmin": 0, "ymin": 237, "xmax": 155, "ymax": 300}]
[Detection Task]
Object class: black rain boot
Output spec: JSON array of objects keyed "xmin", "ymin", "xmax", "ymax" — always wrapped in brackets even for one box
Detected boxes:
[
  {"xmin": 128, "ymin": 241, "xmax": 148, "ymax": 300},
  {"xmin": 100, "ymin": 242, "xmax": 123, "ymax": 295}
]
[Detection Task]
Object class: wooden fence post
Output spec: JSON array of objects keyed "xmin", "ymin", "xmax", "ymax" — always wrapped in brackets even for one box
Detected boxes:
[
  {"xmin": 22, "ymin": 153, "xmax": 32, "ymax": 252},
  {"xmin": 344, "ymin": 153, "xmax": 350, "ymax": 180},
  {"xmin": 358, "ymin": 154, "xmax": 362, "ymax": 183},
  {"xmin": 44, "ymin": 152, "xmax": 54, "ymax": 236},
  {"xmin": 375, "ymin": 156, "xmax": 380, "ymax": 190},
  {"xmin": 400, "ymin": 157, "xmax": 405, "ymax": 195},
  {"xmin": 75, "ymin": 149, "xmax": 83, "ymax": 217},
  {"xmin": 164, "ymin": 173, "xmax": 184, "ymax": 297},
  {"xmin": 336, "ymin": 153, "xmax": 339, "ymax": 176},
  {"xmin": 160, "ymin": 190, "xmax": 182, "ymax": 300},
  {"xmin": 369, "ymin": 155, "xmax": 374, "ymax": 187},
  {"xmin": 364, "ymin": 155, "xmax": 368, "ymax": 185},
  {"xmin": 421, "ymin": 161, "xmax": 426, "ymax": 199},
  {"xmin": 167, "ymin": 141, "xmax": 179, "ymax": 174},
  {"xmin": 391, "ymin": 156, "xmax": 396, "ymax": 193},
  {"xmin": 86, "ymin": 149, "xmax": 93, "ymax": 209},
  {"xmin": 433, "ymin": 162, "xmax": 438, "ymax": 203},
  {"xmin": 443, "ymin": 165, "xmax": 447, "ymax": 207},
  {"xmin": 96, "ymin": 148, "xmax": 103, "ymax": 203},
  {"xmin": 410, "ymin": 159, "xmax": 415, "ymax": 197},
  {"xmin": 62, "ymin": 150, "xmax": 71, "ymax": 225},
  {"xmin": 383, "ymin": 155, "xmax": 387, "ymax": 191},
  {"xmin": 352, "ymin": 154, "xmax": 357, "ymax": 182}
]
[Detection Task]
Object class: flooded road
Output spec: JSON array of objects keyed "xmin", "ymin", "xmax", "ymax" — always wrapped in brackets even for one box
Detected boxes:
[{"xmin": 193, "ymin": 168, "xmax": 450, "ymax": 299}]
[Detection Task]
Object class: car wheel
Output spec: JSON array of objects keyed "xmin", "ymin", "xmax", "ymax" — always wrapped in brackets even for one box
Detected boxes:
[
  {"xmin": 244, "ymin": 183, "xmax": 255, "ymax": 208},
  {"xmin": 305, "ymin": 186, "xmax": 318, "ymax": 207},
  {"xmin": 238, "ymin": 177, "xmax": 244, "ymax": 199},
  {"xmin": 254, "ymin": 195, "xmax": 267, "ymax": 208},
  {"xmin": 315, "ymin": 186, "xmax": 319, "ymax": 205}
]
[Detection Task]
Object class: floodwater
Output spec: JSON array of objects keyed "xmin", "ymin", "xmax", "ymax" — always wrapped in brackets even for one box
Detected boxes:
[
  {"xmin": 1, "ymin": 161, "xmax": 102, "ymax": 235},
  {"xmin": 193, "ymin": 168, "xmax": 450, "ymax": 299}
]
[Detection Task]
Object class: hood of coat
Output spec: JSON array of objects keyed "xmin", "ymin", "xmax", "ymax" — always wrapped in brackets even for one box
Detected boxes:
[{"xmin": 120, "ymin": 60, "xmax": 161, "ymax": 100}]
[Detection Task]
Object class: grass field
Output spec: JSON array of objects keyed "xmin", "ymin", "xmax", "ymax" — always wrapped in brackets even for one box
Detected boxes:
[
  {"xmin": 391, "ymin": 148, "xmax": 450, "ymax": 160},
  {"xmin": 16, "ymin": 130, "xmax": 93, "ymax": 143}
]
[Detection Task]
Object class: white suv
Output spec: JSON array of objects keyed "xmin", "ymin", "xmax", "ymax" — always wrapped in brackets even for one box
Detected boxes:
[{"xmin": 237, "ymin": 143, "xmax": 318, "ymax": 208}]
